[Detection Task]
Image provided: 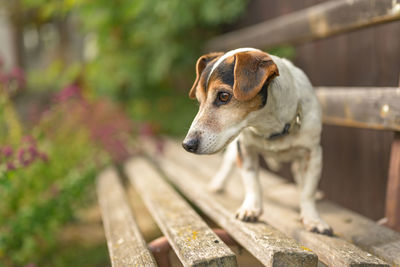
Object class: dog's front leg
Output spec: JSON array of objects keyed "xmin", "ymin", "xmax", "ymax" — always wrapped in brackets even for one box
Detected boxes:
[
  {"xmin": 209, "ymin": 141, "xmax": 237, "ymax": 193},
  {"xmin": 297, "ymin": 145, "xmax": 333, "ymax": 235},
  {"xmin": 235, "ymin": 143, "xmax": 262, "ymax": 222}
]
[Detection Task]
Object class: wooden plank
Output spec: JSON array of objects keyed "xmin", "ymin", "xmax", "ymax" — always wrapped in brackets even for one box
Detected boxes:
[
  {"xmin": 157, "ymin": 140, "xmax": 393, "ymax": 266},
  {"xmin": 206, "ymin": 0, "xmax": 400, "ymax": 51},
  {"xmin": 157, "ymin": 158, "xmax": 318, "ymax": 267},
  {"xmin": 255, "ymin": 180, "xmax": 400, "ymax": 267},
  {"xmin": 319, "ymin": 201, "xmax": 400, "ymax": 267},
  {"xmin": 168, "ymin": 158, "xmax": 389, "ymax": 266},
  {"xmin": 250, "ymin": 175, "xmax": 400, "ymax": 267},
  {"xmin": 96, "ymin": 168, "xmax": 157, "ymax": 267},
  {"xmin": 124, "ymin": 157, "xmax": 237, "ymax": 267},
  {"xmin": 316, "ymin": 87, "xmax": 400, "ymax": 131},
  {"xmin": 385, "ymin": 131, "xmax": 400, "ymax": 231}
]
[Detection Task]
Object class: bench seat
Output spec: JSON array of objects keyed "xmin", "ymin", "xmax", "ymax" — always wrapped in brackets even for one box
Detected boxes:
[{"xmin": 96, "ymin": 139, "xmax": 400, "ymax": 266}]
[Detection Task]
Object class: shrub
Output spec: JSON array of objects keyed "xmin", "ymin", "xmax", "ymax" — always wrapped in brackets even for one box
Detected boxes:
[{"xmin": 0, "ymin": 67, "xmax": 133, "ymax": 265}]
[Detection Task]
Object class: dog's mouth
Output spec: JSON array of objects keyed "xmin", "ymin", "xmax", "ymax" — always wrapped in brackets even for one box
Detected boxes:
[{"xmin": 211, "ymin": 133, "xmax": 239, "ymax": 154}]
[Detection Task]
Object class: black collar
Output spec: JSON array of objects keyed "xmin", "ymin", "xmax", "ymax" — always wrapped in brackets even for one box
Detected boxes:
[
  {"xmin": 266, "ymin": 104, "xmax": 302, "ymax": 140},
  {"xmin": 268, "ymin": 123, "xmax": 291, "ymax": 140},
  {"xmin": 249, "ymin": 105, "xmax": 302, "ymax": 141}
]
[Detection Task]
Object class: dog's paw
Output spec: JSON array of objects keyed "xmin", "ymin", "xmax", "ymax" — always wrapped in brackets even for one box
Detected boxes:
[
  {"xmin": 235, "ymin": 200, "xmax": 262, "ymax": 222},
  {"xmin": 302, "ymin": 217, "xmax": 333, "ymax": 236}
]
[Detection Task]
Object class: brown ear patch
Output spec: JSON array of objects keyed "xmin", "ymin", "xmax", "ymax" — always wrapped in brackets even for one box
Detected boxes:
[
  {"xmin": 189, "ymin": 52, "xmax": 223, "ymax": 99},
  {"xmin": 233, "ymin": 51, "xmax": 279, "ymax": 101}
]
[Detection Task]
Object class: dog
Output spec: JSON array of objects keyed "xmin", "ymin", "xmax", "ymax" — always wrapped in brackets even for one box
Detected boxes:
[{"xmin": 182, "ymin": 47, "xmax": 332, "ymax": 235}]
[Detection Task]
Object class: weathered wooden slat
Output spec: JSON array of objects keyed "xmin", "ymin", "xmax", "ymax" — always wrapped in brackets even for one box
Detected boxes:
[
  {"xmin": 385, "ymin": 132, "xmax": 400, "ymax": 231},
  {"xmin": 124, "ymin": 157, "xmax": 237, "ymax": 267},
  {"xmin": 158, "ymin": 140, "xmax": 392, "ymax": 266},
  {"xmin": 206, "ymin": 0, "xmax": 400, "ymax": 51},
  {"xmin": 316, "ymin": 87, "xmax": 400, "ymax": 131},
  {"xmin": 96, "ymin": 168, "xmax": 157, "ymax": 267},
  {"xmin": 318, "ymin": 202, "xmax": 400, "ymax": 266},
  {"xmin": 249, "ymin": 176, "xmax": 399, "ymax": 267},
  {"xmin": 255, "ymin": 179, "xmax": 400, "ymax": 267},
  {"xmin": 157, "ymin": 158, "xmax": 318, "ymax": 267}
]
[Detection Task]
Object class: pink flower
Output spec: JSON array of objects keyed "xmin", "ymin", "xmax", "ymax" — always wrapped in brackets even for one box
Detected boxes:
[
  {"xmin": 0, "ymin": 72, "xmax": 8, "ymax": 85},
  {"xmin": 10, "ymin": 67, "xmax": 25, "ymax": 88},
  {"xmin": 22, "ymin": 135, "xmax": 37, "ymax": 146},
  {"xmin": 18, "ymin": 148, "xmax": 33, "ymax": 166},
  {"xmin": 28, "ymin": 146, "xmax": 39, "ymax": 158},
  {"xmin": 2, "ymin": 146, "xmax": 13, "ymax": 157},
  {"xmin": 53, "ymin": 84, "xmax": 82, "ymax": 102},
  {"xmin": 139, "ymin": 123, "xmax": 154, "ymax": 137},
  {"xmin": 6, "ymin": 162, "xmax": 15, "ymax": 171}
]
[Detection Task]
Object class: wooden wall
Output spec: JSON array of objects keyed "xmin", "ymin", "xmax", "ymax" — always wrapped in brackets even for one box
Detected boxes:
[{"xmin": 231, "ymin": 0, "xmax": 400, "ymax": 220}]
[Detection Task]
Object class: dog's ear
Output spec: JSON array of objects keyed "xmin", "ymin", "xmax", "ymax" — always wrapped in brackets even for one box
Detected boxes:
[
  {"xmin": 233, "ymin": 51, "xmax": 279, "ymax": 101},
  {"xmin": 189, "ymin": 52, "xmax": 223, "ymax": 99}
]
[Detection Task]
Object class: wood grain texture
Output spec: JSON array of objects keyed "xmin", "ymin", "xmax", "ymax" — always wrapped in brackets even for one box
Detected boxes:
[
  {"xmin": 125, "ymin": 157, "xmax": 238, "ymax": 267},
  {"xmin": 385, "ymin": 132, "xmax": 400, "ymax": 231},
  {"xmin": 206, "ymin": 0, "xmax": 400, "ymax": 51},
  {"xmin": 96, "ymin": 168, "xmax": 157, "ymax": 267},
  {"xmin": 157, "ymin": 158, "xmax": 318, "ymax": 267},
  {"xmin": 315, "ymin": 87, "xmax": 400, "ymax": 131},
  {"xmin": 156, "ymin": 140, "xmax": 394, "ymax": 266}
]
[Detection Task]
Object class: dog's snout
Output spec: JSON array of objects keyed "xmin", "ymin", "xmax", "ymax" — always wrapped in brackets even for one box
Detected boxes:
[{"xmin": 182, "ymin": 138, "xmax": 199, "ymax": 153}]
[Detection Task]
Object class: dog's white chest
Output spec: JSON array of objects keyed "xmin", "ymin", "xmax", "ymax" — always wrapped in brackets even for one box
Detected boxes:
[
  {"xmin": 241, "ymin": 129, "xmax": 309, "ymax": 162},
  {"xmin": 260, "ymin": 146, "xmax": 309, "ymax": 162}
]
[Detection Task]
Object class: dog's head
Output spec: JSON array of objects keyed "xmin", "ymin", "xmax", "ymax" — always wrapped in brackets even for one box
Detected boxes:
[{"xmin": 182, "ymin": 48, "xmax": 279, "ymax": 154}]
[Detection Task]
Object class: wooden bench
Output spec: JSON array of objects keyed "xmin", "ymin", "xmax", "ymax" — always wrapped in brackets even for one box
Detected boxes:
[
  {"xmin": 96, "ymin": 0, "xmax": 400, "ymax": 266},
  {"xmin": 96, "ymin": 138, "xmax": 400, "ymax": 266}
]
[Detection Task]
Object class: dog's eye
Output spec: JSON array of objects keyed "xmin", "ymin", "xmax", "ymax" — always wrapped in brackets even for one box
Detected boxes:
[{"xmin": 217, "ymin": 92, "xmax": 231, "ymax": 103}]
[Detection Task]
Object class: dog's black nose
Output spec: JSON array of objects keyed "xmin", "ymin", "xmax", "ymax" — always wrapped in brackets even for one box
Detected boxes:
[{"xmin": 182, "ymin": 138, "xmax": 199, "ymax": 153}]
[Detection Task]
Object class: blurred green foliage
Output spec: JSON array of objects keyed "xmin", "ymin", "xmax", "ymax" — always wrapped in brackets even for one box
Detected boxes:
[
  {"xmin": 18, "ymin": 0, "xmax": 249, "ymax": 136},
  {"xmin": 80, "ymin": 0, "xmax": 248, "ymax": 135},
  {"xmin": 268, "ymin": 45, "xmax": 296, "ymax": 60},
  {"xmin": 78, "ymin": 0, "xmax": 247, "ymax": 95},
  {"xmin": 0, "ymin": 85, "xmax": 108, "ymax": 265},
  {"xmin": 1, "ymin": 0, "xmax": 254, "ymax": 266}
]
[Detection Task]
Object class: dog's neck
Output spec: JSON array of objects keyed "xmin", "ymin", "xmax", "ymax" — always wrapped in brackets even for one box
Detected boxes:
[
  {"xmin": 260, "ymin": 105, "xmax": 302, "ymax": 140},
  {"xmin": 247, "ymin": 103, "xmax": 302, "ymax": 140}
]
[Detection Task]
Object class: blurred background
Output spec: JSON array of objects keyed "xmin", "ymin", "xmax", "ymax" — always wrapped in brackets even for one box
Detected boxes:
[
  {"xmin": 1, "ymin": 0, "xmax": 399, "ymax": 266},
  {"xmin": 0, "ymin": 0, "xmax": 249, "ymax": 266}
]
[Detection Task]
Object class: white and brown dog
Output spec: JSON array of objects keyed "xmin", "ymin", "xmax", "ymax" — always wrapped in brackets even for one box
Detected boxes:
[{"xmin": 182, "ymin": 48, "xmax": 332, "ymax": 235}]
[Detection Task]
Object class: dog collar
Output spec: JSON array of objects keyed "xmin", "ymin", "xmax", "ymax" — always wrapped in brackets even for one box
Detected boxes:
[{"xmin": 267, "ymin": 105, "xmax": 302, "ymax": 140}]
